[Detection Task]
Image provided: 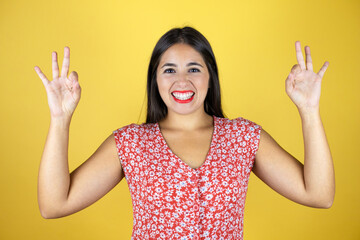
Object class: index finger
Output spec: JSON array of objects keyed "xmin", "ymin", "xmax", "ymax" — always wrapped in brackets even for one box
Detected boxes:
[
  {"xmin": 295, "ymin": 41, "xmax": 306, "ymax": 71},
  {"xmin": 61, "ymin": 46, "xmax": 70, "ymax": 78}
]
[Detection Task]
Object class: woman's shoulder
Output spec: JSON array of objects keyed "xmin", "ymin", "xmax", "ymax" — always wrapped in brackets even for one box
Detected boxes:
[
  {"xmin": 113, "ymin": 121, "xmax": 157, "ymax": 137},
  {"xmin": 215, "ymin": 115, "xmax": 261, "ymax": 130},
  {"xmin": 215, "ymin": 116, "xmax": 261, "ymax": 147}
]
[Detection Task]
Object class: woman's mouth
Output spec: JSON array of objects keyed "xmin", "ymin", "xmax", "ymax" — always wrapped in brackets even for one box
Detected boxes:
[{"xmin": 171, "ymin": 91, "xmax": 195, "ymax": 103}]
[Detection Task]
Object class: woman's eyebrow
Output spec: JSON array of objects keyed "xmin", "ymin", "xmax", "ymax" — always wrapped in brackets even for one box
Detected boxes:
[
  {"xmin": 187, "ymin": 62, "xmax": 203, "ymax": 68},
  {"xmin": 160, "ymin": 62, "xmax": 204, "ymax": 68}
]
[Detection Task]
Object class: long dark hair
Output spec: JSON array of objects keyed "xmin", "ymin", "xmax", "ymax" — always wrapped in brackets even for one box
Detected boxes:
[{"xmin": 146, "ymin": 26, "xmax": 225, "ymax": 123}]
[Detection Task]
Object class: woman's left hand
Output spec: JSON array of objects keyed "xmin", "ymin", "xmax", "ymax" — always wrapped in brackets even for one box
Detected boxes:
[
  {"xmin": 285, "ymin": 41, "xmax": 329, "ymax": 114},
  {"xmin": 253, "ymin": 42, "xmax": 335, "ymax": 209}
]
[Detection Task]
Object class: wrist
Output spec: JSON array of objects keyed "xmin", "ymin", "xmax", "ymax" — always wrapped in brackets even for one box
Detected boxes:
[
  {"xmin": 298, "ymin": 107, "xmax": 321, "ymax": 123},
  {"xmin": 50, "ymin": 116, "xmax": 72, "ymax": 129}
]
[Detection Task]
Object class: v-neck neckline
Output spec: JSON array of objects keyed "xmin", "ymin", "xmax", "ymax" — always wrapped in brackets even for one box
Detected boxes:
[{"xmin": 155, "ymin": 115, "xmax": 218, "ymax": 172}]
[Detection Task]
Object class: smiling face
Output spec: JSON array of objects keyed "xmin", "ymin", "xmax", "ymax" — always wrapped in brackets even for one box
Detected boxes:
[{"xmin": 156, "ymin": 43, "xmax": 210, "ymax": 116}]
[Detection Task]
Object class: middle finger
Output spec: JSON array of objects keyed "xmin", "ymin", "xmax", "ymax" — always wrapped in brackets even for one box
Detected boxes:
[
  {"xmin": 61, "ymin": 46, "xmax": 70, "ymax": 78},
  {"xmin": 295, "ymin": 41, "xmax": 306, "ymax": 71}
]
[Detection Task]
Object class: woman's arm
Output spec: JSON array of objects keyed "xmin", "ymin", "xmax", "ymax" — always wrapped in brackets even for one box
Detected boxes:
[
  {"xmin": 252, "ymin": 42, "xmax": 335, "ymax": 208},
  {"xmin": 38, "ymin": 121, "xmax": 123, "ymax": 219},
  {"xmin": 36, "ymin": 47, "xmax": 124, "ymax": 218}
]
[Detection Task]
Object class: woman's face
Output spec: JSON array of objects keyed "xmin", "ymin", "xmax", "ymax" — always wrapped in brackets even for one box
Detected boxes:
[{"xmin": 156, "ymin": 43, "xmax": 210, "ymax": 116}]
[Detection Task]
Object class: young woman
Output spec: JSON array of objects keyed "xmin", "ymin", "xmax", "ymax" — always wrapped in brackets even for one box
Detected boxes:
[{"xmin": 35, "ymin": 27, "xmax": 335, "ymax": 239}]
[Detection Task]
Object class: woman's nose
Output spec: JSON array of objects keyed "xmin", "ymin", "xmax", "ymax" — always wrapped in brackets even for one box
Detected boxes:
[{"xmin": 176, "ymin": 72, "xmax": 190, "ymax": 85}]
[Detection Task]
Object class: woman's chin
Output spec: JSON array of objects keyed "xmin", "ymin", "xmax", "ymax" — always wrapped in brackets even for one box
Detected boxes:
[{"xmin": 166, "ymin": 104, "xmax": 204, "ymax": 116}]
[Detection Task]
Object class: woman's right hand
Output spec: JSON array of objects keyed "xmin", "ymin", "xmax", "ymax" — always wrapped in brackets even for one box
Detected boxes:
[{"xmin": 35, "ymin": 47, "xmax": 81, "ymax": 120}]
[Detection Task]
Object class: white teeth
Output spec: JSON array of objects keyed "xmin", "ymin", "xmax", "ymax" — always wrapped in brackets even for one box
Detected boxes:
[{"xmin": 172, "ymin": 92, "xmax": 194, "ymax": 100}]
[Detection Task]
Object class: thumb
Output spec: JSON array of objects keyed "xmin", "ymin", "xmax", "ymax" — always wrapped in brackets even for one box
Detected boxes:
[
  {"xmin": 285, "ymin": 72, "xmax": 294, "ymax": 95},
  {"xmin": 290, "ymin": 64, "xmax": 302, "ymax": 75},
  {"xmin": 69, "ymin": 71, "xmax": 78, "ymax": 82}
]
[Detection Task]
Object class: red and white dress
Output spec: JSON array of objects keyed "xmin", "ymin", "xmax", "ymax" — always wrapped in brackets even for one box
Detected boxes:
[{"xmin": 113, "ymin": 116, "xmax": 261, "ymax": 240}]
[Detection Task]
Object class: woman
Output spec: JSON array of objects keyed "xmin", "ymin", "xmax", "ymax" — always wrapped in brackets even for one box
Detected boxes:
[{"xmin": 35, "ymin": 27, "xmax": 335, "ymax": 239}]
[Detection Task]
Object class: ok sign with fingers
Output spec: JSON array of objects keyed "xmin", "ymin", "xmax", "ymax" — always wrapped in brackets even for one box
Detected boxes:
[
  {"xmin": 253, "ymin": 41, "xmax": 334, "ymax": 209},
  {"xmin": 35, "ymin": 47, "xmax": 81, "ymax": 120},
  {"xmin": 285, "ymin": 41, "xmax": 329, "ymax": 114}
]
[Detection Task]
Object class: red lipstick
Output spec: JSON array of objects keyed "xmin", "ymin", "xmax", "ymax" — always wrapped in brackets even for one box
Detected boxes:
[{"xmin": 171, "ymin": 91, "xmax": 195, "ymax": 104}]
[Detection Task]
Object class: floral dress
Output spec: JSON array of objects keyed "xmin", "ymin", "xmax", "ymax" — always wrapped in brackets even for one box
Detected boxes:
[{"xmin": 113, "ymin": 116, "xmax": 261, "ymax": 240}]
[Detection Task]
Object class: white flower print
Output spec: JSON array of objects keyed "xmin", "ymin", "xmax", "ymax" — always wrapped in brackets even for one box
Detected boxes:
[{"xmin": 113, "ymin": 117, "xmax": 261, "ymax": 240}]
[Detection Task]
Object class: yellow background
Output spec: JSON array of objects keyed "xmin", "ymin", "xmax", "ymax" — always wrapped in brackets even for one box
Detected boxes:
[{"xmin": 0, "ymin": 0, "xmax": 359, "ymax": 239}]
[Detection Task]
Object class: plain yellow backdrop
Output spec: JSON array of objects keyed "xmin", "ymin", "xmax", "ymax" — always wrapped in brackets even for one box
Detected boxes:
[{"xmin": 0, "ymin": 0, "xmax": 359, "ymax": 239}]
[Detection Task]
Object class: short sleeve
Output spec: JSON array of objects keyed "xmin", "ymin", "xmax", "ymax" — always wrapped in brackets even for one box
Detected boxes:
[
  {"xmin": 112, "ymin": 124, "xmax": 137, "ymax": 175},
  {"xmin": 233, "ymin": 117, "xmax": 262, "ymax": 165}
]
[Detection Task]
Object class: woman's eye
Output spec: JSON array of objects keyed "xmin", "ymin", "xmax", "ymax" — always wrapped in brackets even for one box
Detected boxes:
[
  {"xmin": 189, "ymin": 68, "xmax": 200, "ymax": 73},
  {"xmin": 164, "ymin": 68, "xmax": 175, "ymax": 73}
]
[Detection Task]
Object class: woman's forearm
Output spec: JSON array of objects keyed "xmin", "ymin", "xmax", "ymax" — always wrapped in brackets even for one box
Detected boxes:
[
  {"xmin": 300, "ymin": 109, "xmax": 335, "ymax": 207},
  {"xmin": 37, "ymin": 117, "xmax": 72, "ymax": 218}
]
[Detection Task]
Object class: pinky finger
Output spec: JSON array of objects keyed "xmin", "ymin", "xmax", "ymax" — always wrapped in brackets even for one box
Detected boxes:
[
  {"xmin": 34, "ymin": 66, "xmax": 50, "ymax": 87},
  {"xmin": 317, "ymin": 61, "xmax": 329, "ymax": 79}
]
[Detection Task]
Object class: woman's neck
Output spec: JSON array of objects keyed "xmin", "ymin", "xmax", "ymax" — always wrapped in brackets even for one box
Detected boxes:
[{"xmin": 159, "ymin": 110, "xmax": 213, "ymax": 131}]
